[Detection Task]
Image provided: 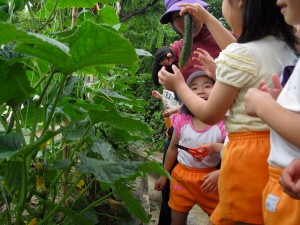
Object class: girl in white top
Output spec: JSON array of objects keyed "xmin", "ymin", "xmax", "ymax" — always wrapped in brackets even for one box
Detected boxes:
[
  {"xmin": 158, "ymin": 1, "xmax": 298, "ymax": 225},
  {"xmin": 154, "ymin": 71, "xmax": 226, "ymax": 225},
  {"xmin": 244, "ymin": 1, "xmax": 300, "ymax": 224}
]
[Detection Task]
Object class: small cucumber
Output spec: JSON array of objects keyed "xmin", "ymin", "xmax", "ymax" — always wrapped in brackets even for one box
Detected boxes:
[{"xmin": 179, "ymin": 12, "xmax": 193, "ymax": 69}]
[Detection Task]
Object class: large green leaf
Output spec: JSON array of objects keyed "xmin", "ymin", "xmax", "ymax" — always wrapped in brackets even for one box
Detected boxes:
[
  {"xmin": 59, "ymin": 21, "xmax": 138, "ymax": 74},
  {"xmin": 0, "ymin": 22, "xmax": 70, "ymax": 72},
  {"xmin": 56, "ymin": 0, "xmax": 118, "ymax": 8},
  {"xmin": 91, "ymin": 139, "xmax": 115, "ymax": 161},
  {"xmin": 0, "ymin": 62, "xmax": 34, "ymax": 106},
  {"xmin": 0, "ymin": 133, "xmax": 22, "ymax": 159},
  {"xmin": 77, "ymin": 155, "xmax": 168, "ymax": 184},
  {"xmin": 0, "ymin": 21, "xmax": 138, "ymax": 75},
  {"xmin": 88, "ymin": 108, "xmax": 151, "ymax": 135},
  {"xmin": 95, "ymin": 5, "xmax": 119, "ymax": 26}
]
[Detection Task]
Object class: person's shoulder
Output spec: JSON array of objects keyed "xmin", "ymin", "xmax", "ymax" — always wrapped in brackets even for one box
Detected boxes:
[{"xmin": 221, "ymin": 42, "xmax": 255, "ymax": 62}]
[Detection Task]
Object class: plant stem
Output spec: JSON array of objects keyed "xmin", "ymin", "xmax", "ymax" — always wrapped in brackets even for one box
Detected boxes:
[
  {"xmin": 26, "ymin": 2, "xmax": 37, "ymax": 28},
  {"xmin": 81, "ymin": 192, "xmax": 114, "ymax": 214},
  {"xmin": 41, "ymin": 74, "xmax": 68, "ymax": 136},
  {"xmin": 38, "ymin": 0, "xmax": 60, "ymax": 31},
  {"xmin": 37, "ymin": 174, "xmax": 84, "ymax": 224},
  {"xmin": 12, "ymin": 106, "xmax": 27, "ymax": 146},
  {"xmin": 48, "ymin": 123, "xmax": 92, "ymax": 190},
  {"xmin": 15, "ymin": 158, "xmax": 28, "ymax": 225},
  {"xmin": 0, "ymin": 183, "xmax": 12, "ymax": 225}
]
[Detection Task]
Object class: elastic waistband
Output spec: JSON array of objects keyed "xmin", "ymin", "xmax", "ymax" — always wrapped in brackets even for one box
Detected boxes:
[
  {"xmin": 268, "ymin": 166, "xmax": 283, "ymax": 180},
  {"xmin": 177, "ymin": 163, "xmax": 216, "ymax": 173},
  {"xmin": 228, "ymin": 130, "xmax": 270, "ymax": 140}
]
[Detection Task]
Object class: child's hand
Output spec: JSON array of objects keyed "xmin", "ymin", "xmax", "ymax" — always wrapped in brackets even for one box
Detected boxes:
[
  {"xmin": 152, "ymin": 90, "xmax": 163, "ymax": 100},
  {"xmin": 154, "ymin": 176, "xmax": 168, "ymax": 191},
  {"xmin": 201, "ymin": 170, "xmax": 219, "ymax": 193},
  {"xmin": 163, "ymin": 108, "xmax": 175, "ymax": 118},
  {"xmin": 192, "ymin": 48, "xmax": 216, "ymax": 80},
  {"xmin": 158, "ymin": 65, "xmax": 186, "ymax": 92},
  {"xmin": 258, "ymin": 74, "xmax": 282, "ymax": 100},
  {"xmin": 279, "ymin": 158, "xmax": 300, "ymax": 199}
]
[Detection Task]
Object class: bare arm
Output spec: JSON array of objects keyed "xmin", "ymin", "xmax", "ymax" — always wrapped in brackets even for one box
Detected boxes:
[
  {"xmin": 245, "ymin": 88, "xmax": 300, "ymax": 148},
  {"xmin": 154, "ymin": 130, "xmax": 179, "ymax": 191},
  {"xmin": 179, "ymin": 3, "xmax": 236, "ymax": 50},
  {"xmin": 163, "ymin": 131, "xmax": 180, "ymax": 172},
  {"xmin": 159, "ymin": 65, "xmax": 238, "ymax": 125}
]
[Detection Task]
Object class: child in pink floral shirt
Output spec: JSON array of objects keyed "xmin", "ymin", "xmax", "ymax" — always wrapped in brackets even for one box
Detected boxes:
[{"xmin": 154, "ymin": 71, "xmax": 226, "ymax": 225}]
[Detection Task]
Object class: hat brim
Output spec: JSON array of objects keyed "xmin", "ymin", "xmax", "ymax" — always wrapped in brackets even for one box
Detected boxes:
[
  {"xmin": 160, "ymin": 0, "xmax": 209, "ymax": 24},
  {"xmin": 186, "ymin": 70, "xmax": 210, "ymax": 86}
]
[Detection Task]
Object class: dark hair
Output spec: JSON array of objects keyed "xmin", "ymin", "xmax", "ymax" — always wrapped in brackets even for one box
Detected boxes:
[{"xmin": 236, "ymin": 0, "xmax": 297, "ymax": 51}]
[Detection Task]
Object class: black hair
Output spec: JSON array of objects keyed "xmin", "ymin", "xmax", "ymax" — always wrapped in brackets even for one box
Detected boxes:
[{"xmin": 236, "ymin": 0, "xmax": 298, "ymax": 51}]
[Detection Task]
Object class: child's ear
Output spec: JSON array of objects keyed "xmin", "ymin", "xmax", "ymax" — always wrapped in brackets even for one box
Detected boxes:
[{"xmin": 237, "ymin": 0, "xmax": 244, "ymax": 8}]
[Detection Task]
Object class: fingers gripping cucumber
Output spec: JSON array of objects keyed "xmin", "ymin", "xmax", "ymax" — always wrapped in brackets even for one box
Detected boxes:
[{"xmin": 179, "ymin": 12, "xmax": 193, "ymax": 69}]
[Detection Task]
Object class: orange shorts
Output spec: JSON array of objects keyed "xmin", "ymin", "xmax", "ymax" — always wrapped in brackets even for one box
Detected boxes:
[
  {"xmin": 168, "ymin": 163, "xmax": 219, "ymax": 214},
  {"xmin": 263, "ymin": 166, "xmax": 300, "ymax": 225},
  {"xmin": 164, "ymin": 117, "xmax": 172, "ymax": 138},
  {"xmin": 210, "ymin": 131, "xmax": 270, "ymax": 225}
]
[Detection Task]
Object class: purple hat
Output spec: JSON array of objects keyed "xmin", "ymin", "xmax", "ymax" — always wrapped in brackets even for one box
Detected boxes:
[{"xmin": 160, "ymin": 0, "xmax": 209, "ymax": 24}]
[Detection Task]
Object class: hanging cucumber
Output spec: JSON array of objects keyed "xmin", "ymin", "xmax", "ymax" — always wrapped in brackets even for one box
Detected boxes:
[{"xmin": 179, "ymin": 12, "xmax": 193, "ymax": 69}]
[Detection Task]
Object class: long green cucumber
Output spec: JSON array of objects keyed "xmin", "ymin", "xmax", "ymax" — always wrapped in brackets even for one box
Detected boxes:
[{"xmin": 179, "ymin": 12, "xmax": 193, "ymax": 69}]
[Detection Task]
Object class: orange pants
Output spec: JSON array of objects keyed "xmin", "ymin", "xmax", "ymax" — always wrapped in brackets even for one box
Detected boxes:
[
  {"xmin": 169, "ymin": 163, "xmax": 219, "ymax": 214},
  {"xmin": 210, "ymin": 131, "xmax": 270, "ymax": 225},
  {"xmin": 263, "ymin": 166, "xmax": 300, "ymax": 225}
]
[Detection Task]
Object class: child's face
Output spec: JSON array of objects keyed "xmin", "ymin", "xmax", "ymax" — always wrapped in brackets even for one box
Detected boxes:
[
  {"xmin": 189, "ymin": 76, "xmax": 214, "ymax": 101},
  {"xmin": 277, "ymin": 0, "xmax": 300, "ymax": 25},
  {"xmin": 171, "ymin": 12, "xmax": 203, "ymax": 38},
  {"xmin": 222, "ymin": 0, "xmax": 243, "ymax": 35}
]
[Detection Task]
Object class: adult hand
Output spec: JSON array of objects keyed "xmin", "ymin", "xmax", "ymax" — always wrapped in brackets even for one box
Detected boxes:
[
  {"xmin": 193, "ymin": 48, "xmax": 216, "ymax": 80},
  {"xmin": 159, "ymin": 53, "xmax": 174, "ymax": 66},
  {"xmin": 279, "ymin": 158, "xmax": 300, "ymax": 199},
  {"xmin": 158, "ymin": 65, "xmax": 185, "ymax": 92},
  {"xmin": 178, "ymin": 3, "xmax": 211, "ymax": 25}
]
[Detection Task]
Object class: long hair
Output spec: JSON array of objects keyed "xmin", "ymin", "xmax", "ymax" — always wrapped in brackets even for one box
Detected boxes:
[{"xmin": 235, "ymin": 0, "xmax": 298, "ymax": 51}]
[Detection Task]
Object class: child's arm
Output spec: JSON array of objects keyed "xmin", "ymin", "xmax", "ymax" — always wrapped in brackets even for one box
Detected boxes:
[
  {"xmin": 159, "ymin": 65, "xmax": 239, "ymax": 125},
  {"xmin": 244, "ymin": 79, "xmax": 300, "ymax": 148},
  {"xmin": 200, "ymin": 142, "xmax": 223, "ymax": 193},
  {"xmin": 154, "ymin": 131, "xmax": 180, "ymax": 191},
  {"xmin": 151, "ymin": 90, "xmax": 163, "ymax": 100},
  {"xmin": 162, "ymin": 105, "xmax": 181, "ymax": 118},
  {"xmin": 179, "ymin": 3, "xmax": 236, "ymax": 50}
]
